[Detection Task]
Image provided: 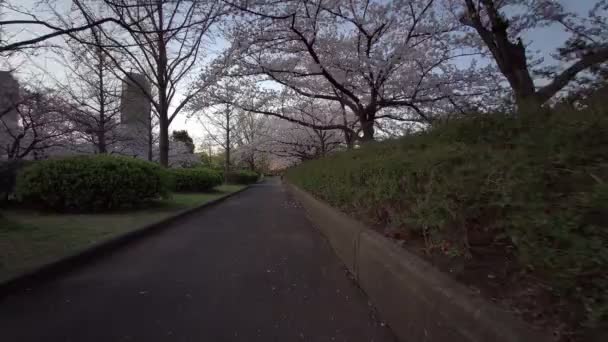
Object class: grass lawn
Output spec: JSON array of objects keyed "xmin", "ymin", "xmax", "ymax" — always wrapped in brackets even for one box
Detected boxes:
[{"xmin": 0, "ymin": 184, "xmax": 245, "ymax": 282}]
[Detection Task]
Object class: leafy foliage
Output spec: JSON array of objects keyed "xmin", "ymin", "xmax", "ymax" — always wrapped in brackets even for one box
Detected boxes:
[
  {"xmin": 226, "ymin": 170, "xmax": 259, "ymax": 184},
  {"xmin": 169, "ymin": 168, "xmax": 222, "ymax": 192},
  {"xmin": 16, "ymin": 155, "xmax": 168, "ymax": 212},
  {"xmin": 286, "ymin": 108, "xmax": 608, "ymax": 327}
]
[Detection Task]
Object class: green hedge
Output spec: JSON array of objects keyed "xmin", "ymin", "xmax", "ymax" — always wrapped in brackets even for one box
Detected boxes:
[
  {"xmin": 16, "ymin": 155, "xmax": 168, "ymax": 212},
  {"xmin": 226, "ymin": 170, "xmax": 259, "ymax": 184},
  {"xmin": 286, "ymin": 108, "xmax": 608, "ymax": 327},
  {"xmin": 169, "ymin": 168, "xmax": 222, "ymax": 192}
]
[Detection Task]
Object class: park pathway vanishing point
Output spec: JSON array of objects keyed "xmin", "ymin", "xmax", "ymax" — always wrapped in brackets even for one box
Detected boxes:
[{"xmin": 0, "ymin": 177, "xmax": 395, "ymax": 342}]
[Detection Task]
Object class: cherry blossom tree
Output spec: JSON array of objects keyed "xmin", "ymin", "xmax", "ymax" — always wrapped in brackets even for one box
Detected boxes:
[
  {"xmin": 261, "ymin": 116, "xmax": 344, "ymax": 163},
  {"xmin": 445, "ymin": 0, "xmax": 608, "ymax": 108},
  {"xmin": 172, "ymin": 130, "xmax": 195, "ymax": 154},
  {"xmin": 166, "ymin": 138, "xmax": 200, "ymax": 168},
  {"xmin": 231, "ymin": 112, "xmax": 271, "ymax": 171},
  {"xmin": 214, "ymin": 81, "xmax": 363, "ymax": 148},
  {"xmin": 168, "ymin": 130, "xmax": 199, "ymax": 168},
  {"xmin": 0, "ymin": 88, "xmax": 73, "ymax": 160},
  {"xmin": 226, "ymin": 0, "xmax": 485, "ymax": 141},
  {"xmin": 192, "ymin": 77, "xmax": 361, "ymax": 162}
]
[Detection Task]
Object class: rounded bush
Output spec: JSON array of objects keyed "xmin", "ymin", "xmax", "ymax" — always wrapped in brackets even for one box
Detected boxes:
[
  {"xmin": 16, "ymin": 155, "xmax": 168, "ymax": 212},
  {"xmin": 226, "ymin": 170, "xmax": 259, "ymax": 184},
  {"xmin": 170, "ymin": 168, "xmax": 222, "ymax": 192}
]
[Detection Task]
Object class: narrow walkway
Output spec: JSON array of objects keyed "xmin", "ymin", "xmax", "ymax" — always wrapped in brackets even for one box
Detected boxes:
[{"xmin": 0, "ymin": 178, "xmax": 394, "ymax": 342}]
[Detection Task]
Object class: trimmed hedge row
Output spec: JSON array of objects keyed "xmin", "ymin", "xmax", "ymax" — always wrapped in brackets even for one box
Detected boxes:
[
  {"xmin": 169, "ymin": 168, "xmax": 222, "ymax": 192},
  {"xmin": 16, "ymin": 155, "xmax": 168, "ymax": 212},
  {"xmin": 226, "ymin": 170, "xmax": 259, "ymax": 184},
  {"xmin": 286, "ymin": 108, "xmax": 608, "ymax": 329}
]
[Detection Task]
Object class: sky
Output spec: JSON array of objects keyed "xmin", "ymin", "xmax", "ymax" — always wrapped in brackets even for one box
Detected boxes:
[
  {"xmin": 524, "ymin": 0, "xmax": 597, "ymax": 59},
  {"xmin": 0, "ymin": 0, "xmax": 601, "ymax": 147}
]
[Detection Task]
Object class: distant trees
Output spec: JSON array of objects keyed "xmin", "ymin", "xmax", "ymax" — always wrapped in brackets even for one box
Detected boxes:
[
  {"xmin": 231, "ymin": 112, "xmax": 270, "ymax": 171},
  {"xmin": 263, "ymin": 118, "xmax": 343, "ymax": 163},
  {"xmin": 191, "ymin": 78, "xmax": 280, "ymax": 172},
  {"xmin": 172, "ymin": 130, "xmax": 195, "ymax": 154},
  {"xmin": 199, "ymin": 103, "xmax": 240, "ymax": 180},
  {"xmin": 253, "ymin": 99, "xmax": 351, "ymax": 163},
  {"xmin": 167, "ymin": 138, "xmax": 200, "ymax": 168}
]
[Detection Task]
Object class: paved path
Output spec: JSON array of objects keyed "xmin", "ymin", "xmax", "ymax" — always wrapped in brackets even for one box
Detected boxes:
[{"xmin": 0, "ymin": 178, "xmax": 394, "ymax": 342}]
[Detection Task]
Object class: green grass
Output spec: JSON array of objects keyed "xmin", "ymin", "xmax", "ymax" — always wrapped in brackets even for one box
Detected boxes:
[{"xmin": 0, "ymin": 185, "xmax": 245, "ymax": 282}]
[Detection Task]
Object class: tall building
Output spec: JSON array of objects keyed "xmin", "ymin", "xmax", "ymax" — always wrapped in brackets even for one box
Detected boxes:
[
  {"xmin": 120, "ymin": 72, "xmax": 151, "ymax": 158},
  {"xmin": 0, "ymin": 71, "xmax": 20, "ymax": 160}
]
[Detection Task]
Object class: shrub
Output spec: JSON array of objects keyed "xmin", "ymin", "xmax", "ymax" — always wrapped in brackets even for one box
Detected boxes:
[
  {"xmin": 226, "ymin": 170, "xmax": 259, "ymax": 184},
  {"xmin": 286, "ymin": 108, "xmax": 608, "ymax": 328},
  {"xmin": 16, "ymin": 155, "xmax": 168, "ymax": 212},
  {"xmin": 169, "ymin": 168, "xmax": 222, "ymax": 192}
]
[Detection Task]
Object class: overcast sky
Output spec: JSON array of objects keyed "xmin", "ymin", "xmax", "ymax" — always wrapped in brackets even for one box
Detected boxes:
[{"xmin": 0, "ymin": 0, "xmax": 601, "ymax": 146}]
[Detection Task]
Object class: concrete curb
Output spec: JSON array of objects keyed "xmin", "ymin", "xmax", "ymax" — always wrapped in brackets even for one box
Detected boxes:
[
  {"xmin": 286, "ymin": 182, "xmax": 550, "ymax": 342},
  {"xmin": 0, "ymin": 185, "xmax": 252, "ymax": 298}
]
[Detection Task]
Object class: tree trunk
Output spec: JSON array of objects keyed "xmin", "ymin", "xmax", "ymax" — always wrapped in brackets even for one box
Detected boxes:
[
  {"xmin": 343, "ymin": 129, "xmax": 354, "ymax": 149},
  {"xmin": 248, "ymin": 155, "xmax": 255, "ymax": 171},
  {"xmin": 147, "ymin": 111, "xmax": 153, "ymax": 161},
  {"xmin": 159, "ymin": 110, "xmax": 169, "ymax": 167},
  {"xmin": 97, "ymin": 130, "xmax": 107, "ymax": 153},
  {"xmin": 359, "ymin": 117, "xmax": 375, "ymax": 142},
  {"xmin": 498, "ymin": 42, "xmax": 542, "ymax": 111},
  {"xmin": 156, "ymin": 1, "xmax": 169, "ymax": 167},
  {"xmin": 224, "ymin": 109, "xmax": 231, "ymax": 184},
  {"xmin": 97, "ymin": 97, "xmax": 106, "ymax": 154},
  {"xmin": 355, "ymin": 105, "xmax": 376, "ymax": 143},
  {"xmin": 94, "ymin": 28, "xmax": 107, "ymax": 154},
  {"xmin": 463, "ymin": 1, "xmax": 542, "ymax": 112}
]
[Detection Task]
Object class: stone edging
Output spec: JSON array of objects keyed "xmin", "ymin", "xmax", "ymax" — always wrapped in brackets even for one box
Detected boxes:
[
  {"xmin": 286, "ymin": 182, "xmax": 550, "ymax": 342},
  {"xmin": 0, "ymin": 185, "xmax": 252, "ymax": 298}
]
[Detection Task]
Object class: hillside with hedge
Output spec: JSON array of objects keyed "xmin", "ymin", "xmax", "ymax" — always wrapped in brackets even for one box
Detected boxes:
[{"xmin": 286, "ymin": 108, "xmax": 608, "ymax": 340}]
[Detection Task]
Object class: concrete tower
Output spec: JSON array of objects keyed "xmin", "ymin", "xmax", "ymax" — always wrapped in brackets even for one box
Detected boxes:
[
  {"xmin": 120, "ymin": 73, "xmax": 151, "ymax": 158},
  {"xmin": 0, "ymin": 71, "xmax": 20, "ymax": 160}
]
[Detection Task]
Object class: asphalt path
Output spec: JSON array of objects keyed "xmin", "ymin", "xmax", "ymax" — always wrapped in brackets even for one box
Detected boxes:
[{"xmin": 0, "ymin": 178, "xmax": 395, "ymax": 342}]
